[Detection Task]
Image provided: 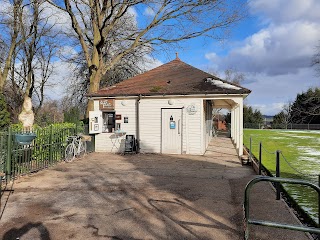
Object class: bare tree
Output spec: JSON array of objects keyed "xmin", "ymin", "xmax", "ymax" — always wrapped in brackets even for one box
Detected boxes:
[
  {"xmin": 47, "ymin": 0, "xmax": 245, "ymax": 113},
  {"xmin": 68, "ymin": 44, "xmax": 154, "ymax": 115},
  {"xmin": 4, "ymin": 0, "xmax": 61, "ymax": 122},
  {"xmin": 207, "ymin": 67, "xmax": 245, "ymax": 85},
  {"xmin": 35, "ymin": 99, "xmax": 64, "ymax": 126},
  {"xmin": 273, "ymin": 102, "xmax": 292, "ymax": 128},
  {"xmin": 224, "ymin": 68, "xmax": 245, "ymax": 85},
  {"xmin": 0, "ymin": 0, "xmax": 24, "ymax": 92}
]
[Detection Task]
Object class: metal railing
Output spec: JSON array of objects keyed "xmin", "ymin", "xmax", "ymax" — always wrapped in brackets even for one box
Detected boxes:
[
  {"xmin": 244, "ymin": 176, "xmax": 320, "ymax": 240},
  {"xmin": 0, "ymin": 123, "xmax": 83, "ymax": 181},
  {"xmin": 244, "ymin": 134, "xmax": 320, "ymax": 226},
  {"xmin": 244, "ymin": 123, "xmax": 320, "ymax": 130}
]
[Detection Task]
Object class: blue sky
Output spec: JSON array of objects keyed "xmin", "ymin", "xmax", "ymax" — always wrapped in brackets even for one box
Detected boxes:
[
  {"xmin": 150, "ymin": 0, "xmax": 320, "ymax": 116},
  {"xmin": 4, "ymin": 0, "xmax": 318, "ymax": 116}
]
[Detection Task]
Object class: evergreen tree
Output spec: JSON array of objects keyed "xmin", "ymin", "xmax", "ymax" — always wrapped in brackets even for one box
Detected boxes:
[
  {"xmin": 0, "ymin": 93, "xmax": 10, "ymax": 129},
  {"xmin": 243, "ymin": 105, "xmax": 263, "ymax": 125},
  {"xmin": 290, "ymin": 88, "xmax": 320, "ymax": 124},
  {"xmin": 272, "ymin": 111, "xmax": 287, "ymax": 128},
  {"xmin": 225, "ymin": 105, "xmax": 263, "ymax": 128}
]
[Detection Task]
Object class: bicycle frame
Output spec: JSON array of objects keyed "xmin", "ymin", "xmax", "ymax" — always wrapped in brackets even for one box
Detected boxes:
[{"xmin": 65, "ymin": 135, "xmax": 86, "ymax": 162}]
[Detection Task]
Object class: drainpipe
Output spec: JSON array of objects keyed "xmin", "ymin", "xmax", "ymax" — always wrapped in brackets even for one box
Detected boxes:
[{"xmin": 136, "ymin": 95, "xmax": 141, "ymax": 152}]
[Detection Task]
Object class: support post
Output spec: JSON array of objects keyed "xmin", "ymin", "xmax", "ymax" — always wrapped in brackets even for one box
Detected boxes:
[
  {"xmin": 276, "ymin": 150, "xmax": 281, "ymax": 200},
  {"xmin": 259, "ymin": 142, "xmax": 262, "ymax": 175},
  {"xmin": 249, "ymin": 137, "xmax": 252, "ymax": 162}
]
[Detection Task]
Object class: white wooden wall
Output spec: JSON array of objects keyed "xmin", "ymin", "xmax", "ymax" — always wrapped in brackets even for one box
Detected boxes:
[
  {"xmin": 139, "ymin": 97, "xmax": 203, "ymax": 155},
  {"xmin": 92, "ymin": 95, "xmax": 243, "ymax": 156},
  {"xmin": 94, "ymin": 99, "xmax": 137, "ymax": 153}
]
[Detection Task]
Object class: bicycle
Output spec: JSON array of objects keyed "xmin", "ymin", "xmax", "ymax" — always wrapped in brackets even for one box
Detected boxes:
[{"xmin": 65, "ymin": 135, "xmax": 87, "ymax": 162}]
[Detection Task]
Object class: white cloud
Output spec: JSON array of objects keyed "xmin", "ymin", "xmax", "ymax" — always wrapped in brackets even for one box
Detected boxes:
[
  {"xmin": 204, "ymin": 0, "xmax": 320, "ymax": 115},
  {"xmin": 140, "ymin": 55, "xmax": 163, "ymax": 71},
  {"xmin": 127, "ymin": 6, "xmax": 138, "ymax": 26},
  {"xmin": 249, "ymin": 0, "xmax": 320, "ymax": 24},
  {"xmin": 0, "ymin": 0, "xmax": 12, "ymax": 12},
  {"xmin": 57, "ymin": 45, "xmax": 78, "ymax": 58},
  {"xmin": 243, "ymin": 67, "xmax": 319, "ymax": 115},
  {"xmin": 40, "ymin": 2, "xmax": 72, "ymax": 32},
  {"xmin": 144, "ymin": 7, "xmax": 155, "ymax": 16},
  {"xmin": 206, "ymin": 21, "xmax": 320, "ymax": 76},
  {"xmin": 250, "ymin": 103, "xmax": 283, "ymax": 116},
  {"xmin": 45, "ymin": 60, "xmax": 76, "ymax": 100}
]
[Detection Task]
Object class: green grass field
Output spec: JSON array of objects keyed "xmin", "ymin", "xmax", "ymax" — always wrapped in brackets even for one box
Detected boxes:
[{"xmin": 243, "ymin": 129, "xmax": 320, "ymax": 223}]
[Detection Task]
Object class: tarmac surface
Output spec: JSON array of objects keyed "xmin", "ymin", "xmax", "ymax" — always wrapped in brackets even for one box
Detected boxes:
[{"xmin": 0, "ymin": 137, "xmax": 312, "ymax": 240}]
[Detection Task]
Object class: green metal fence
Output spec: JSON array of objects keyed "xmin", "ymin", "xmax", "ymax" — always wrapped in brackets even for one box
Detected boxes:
[
  {"xmin": 0, "ymin": 123, "xmax": 83, "ymax": 180},
  {"xmin": 0, "ymin": 131, "xmax": 7, "ymax": 176}
]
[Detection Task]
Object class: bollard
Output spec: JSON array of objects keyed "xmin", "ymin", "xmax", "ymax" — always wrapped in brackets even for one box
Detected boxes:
[
  {"xmin": 259, "ymin": 142, "xmax": 262, "ymax": 175},
  {"xmin": 276, "ymin": 150, "xmax": 281, "ymax": 200}
]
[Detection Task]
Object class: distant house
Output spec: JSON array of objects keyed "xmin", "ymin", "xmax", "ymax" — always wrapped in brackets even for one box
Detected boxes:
[
  {"xmin": 213, "ymin": 114, "xmax": 228, "ymax": 131},
  {"xmin": 263, "ymin": 115, "xmax": 274, "ymax": 126},
  {"xmin": 87, "ymin": 56, "xmax": 251, "ymax": 156}
]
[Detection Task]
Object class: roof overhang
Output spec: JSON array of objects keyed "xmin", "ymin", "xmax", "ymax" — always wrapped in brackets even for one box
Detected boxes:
[{"xmin": 87, "ymin": 92, "xmax": 250, "ymax": 100}]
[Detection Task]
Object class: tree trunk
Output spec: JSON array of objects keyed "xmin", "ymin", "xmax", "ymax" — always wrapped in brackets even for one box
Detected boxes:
[{"xmin": 86, "ymin": 66, "xmax": 102, "ymax": 117}]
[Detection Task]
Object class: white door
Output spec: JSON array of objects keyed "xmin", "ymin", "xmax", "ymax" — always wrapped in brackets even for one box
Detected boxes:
[{"xmin": 161, "ymin": 109, "xmax": 182, "ymax": 154}]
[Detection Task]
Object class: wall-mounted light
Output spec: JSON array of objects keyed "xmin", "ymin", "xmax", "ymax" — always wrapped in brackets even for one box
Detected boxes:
[
  {"xmin": 121, "ymin": 100, "xmax": 127, "ymax": 106},
  {"xmin": 168, "ymin": 99, "xmax": 174, "ymax": 105}
]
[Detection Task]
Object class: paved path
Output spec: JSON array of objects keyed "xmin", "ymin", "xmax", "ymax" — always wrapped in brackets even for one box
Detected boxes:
[{"xmin": 0, "ymin": 137, "xmax": 311, "ymax": 239}]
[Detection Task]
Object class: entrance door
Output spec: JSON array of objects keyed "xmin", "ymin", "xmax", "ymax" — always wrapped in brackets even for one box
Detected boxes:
[{"xmin": 161, "ymin": 109, "xmax": 182, "ymax": 154}]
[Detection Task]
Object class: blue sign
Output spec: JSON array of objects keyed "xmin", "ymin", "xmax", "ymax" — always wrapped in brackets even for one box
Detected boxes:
[{"xmin": 170, "ymin": 121, "xmax": 176, "ymax": 129}]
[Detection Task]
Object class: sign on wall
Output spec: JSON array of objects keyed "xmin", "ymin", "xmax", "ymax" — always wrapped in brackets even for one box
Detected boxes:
[
  {"xmin": 187, "ymin": 103, "xmax": 197, "ymax": 115},
  {"xmin": 99, "ymin": 99, "xmax": 115, "ymax": 110}
]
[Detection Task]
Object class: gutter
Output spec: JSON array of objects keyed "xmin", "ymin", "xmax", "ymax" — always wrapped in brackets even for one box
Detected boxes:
[{"xmin": 136, "ymin": 95, "xmax": 141, "ymax": 153}]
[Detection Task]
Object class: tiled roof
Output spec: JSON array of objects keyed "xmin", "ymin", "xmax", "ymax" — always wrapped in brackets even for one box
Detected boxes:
[{"xmin": 88, "ymin": 58, "xmax": 251, "ymax": 97}]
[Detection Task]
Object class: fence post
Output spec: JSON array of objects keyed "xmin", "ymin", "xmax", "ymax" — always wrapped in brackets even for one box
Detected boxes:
[
  {"xmin": 276, "ymin": 150, "xmax": 281, "ymax": 200},
  {"xmin": 49, "ymin": 125, "xmax": 53, "ymax": 165},
  {"xmin": 249, "ymin": 137, "xmax": 252, "ymax": 162},
  {"xmin": 6, "ymin": 127, "xmax": 12, "ymax": 182},
  {"xmin": 259, "ymin": 142, "xmax": 262, "ymax": 175}
]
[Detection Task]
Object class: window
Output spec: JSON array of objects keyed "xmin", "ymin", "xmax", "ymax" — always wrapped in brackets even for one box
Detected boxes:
[{"xmin": 102, "ymin": 112, "xmax": 115, "ymax": 132}]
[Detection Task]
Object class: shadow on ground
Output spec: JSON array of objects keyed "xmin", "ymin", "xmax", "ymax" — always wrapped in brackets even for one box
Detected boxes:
[{"xmin": 0, "ymin": 150, "xmax": 311, "ymax": 240}]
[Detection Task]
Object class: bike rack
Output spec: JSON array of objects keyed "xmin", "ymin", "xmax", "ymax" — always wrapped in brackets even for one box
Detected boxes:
[{"xmin": 244, "ymin": 176, "xmax": 320, "ymax": 239}]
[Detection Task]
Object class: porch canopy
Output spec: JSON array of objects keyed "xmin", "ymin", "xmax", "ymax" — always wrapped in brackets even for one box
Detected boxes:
[{"xmin": 209, "ymin": 98, "xmax": 245, "ymax": 155}]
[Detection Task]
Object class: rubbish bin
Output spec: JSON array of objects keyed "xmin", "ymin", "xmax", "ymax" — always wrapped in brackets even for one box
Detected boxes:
[{"xmin": 125, "ymin": 135, "xmax": 136, "ymax": 154}]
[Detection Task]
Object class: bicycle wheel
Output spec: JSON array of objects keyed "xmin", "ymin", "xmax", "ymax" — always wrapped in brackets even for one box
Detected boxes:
[
  {"xmin": 65, "ymin": 144, "xmax": 75, "ymax": 162},
  {"xmin": 79, "ymin": 141, "xmax": 87, "ymax": 157}
]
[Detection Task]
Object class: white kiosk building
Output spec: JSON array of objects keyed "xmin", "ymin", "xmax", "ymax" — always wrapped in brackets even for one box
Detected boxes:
[{"xmin": 87, "ymin": 57, "xmax": 251, "ymax": 156}]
